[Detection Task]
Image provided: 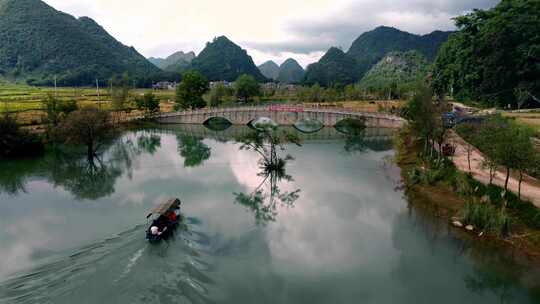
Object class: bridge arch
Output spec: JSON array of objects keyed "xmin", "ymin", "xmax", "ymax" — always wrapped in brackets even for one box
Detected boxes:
[
  {"xmin": 293, "ymin": 118, "xmax": 324, "ymax": 134},
  {"xmin": 202, "ymin": 117, "xmax": 232, "ymax": 131},
  {"xmin": 247, "ymin": 117, "xmax": 278, "ymax": 130},
  {"xmin": 335, "ymin": 118, "xmax": 367, "ymax": 134}
]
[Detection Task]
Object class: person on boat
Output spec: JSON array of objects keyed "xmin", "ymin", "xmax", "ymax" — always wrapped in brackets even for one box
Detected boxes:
[
  {"xmin": 168, "ymin": 211, "xmax": 177, "ymax": 223},
  {"xmin": 150, "ymin": 225, "xmax": 167, "ymax": 236},
  {"xmin": 155, "ymin": 215, "xmax": 168, "ymax": 229}
]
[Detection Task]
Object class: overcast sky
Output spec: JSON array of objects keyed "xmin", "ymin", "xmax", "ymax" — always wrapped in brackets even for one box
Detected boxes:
[{"xmin": 43, "ymin": 0, "xmax": 499, "ymax": 67}]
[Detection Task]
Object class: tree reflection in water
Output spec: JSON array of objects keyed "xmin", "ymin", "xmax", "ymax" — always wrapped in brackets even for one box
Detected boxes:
[
  {"xmin": 177, "ymin": 135, "xmax": 211, "ymax": 168},
  {"xmin": 0, "ymin": 131, "xmax": 161, "ymax": 200},
  {"xmin": 48, "ymin": 152, "xmax": 122, "ymax": 200},
  {"xmin": 344, "ymin": 131, "xmax": 394, "ymax": 154},
  {"xmin": 0, "ymin": 159, "xmax": 42, "ymax": 196},
  {"xmin": 137, "ymin": 133, "xmax": 161, "ymax": 155},
  {"xmin": 48, "ymin": 135, "xmax": 145, "ymax": 200},
  {"xmin": 233, "ymin": 128, "xmax": 302, "ymax": 225}
]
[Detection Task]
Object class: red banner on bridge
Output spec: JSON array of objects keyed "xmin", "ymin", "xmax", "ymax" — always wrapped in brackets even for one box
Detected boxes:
[{"xmin": 268, "ymin": 105, "xmax": 304, "ymax": 112}]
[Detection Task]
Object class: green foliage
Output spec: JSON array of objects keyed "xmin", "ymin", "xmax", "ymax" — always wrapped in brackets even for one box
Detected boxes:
[
  {"xmin": 41, "ymin": 93, "xmax": 78, "ymax": 128},
  {"xmin": 208, "ymin": 83, "xmax": 233, "ymax": 107},
  {"xmin": 0, "ymin": 111, "xmax": 44, "ymax": 158},
  {"xmin": 135, "ymin": 92, "xmax": 160, "ymax": 117},
  {"xmin": 277, "ymin": 58, "xmax": 305, "ymax": 84},
  {"xmin": 55, "ymin": 107, "xmax": 113, "ymax": 159},
  {"xmin": 432, "ymin": 0, "xmax": 540, "ymax": 108},
  {"xmin": 0, "ymin": 0, "xmax": 160, "ymax": 86},
  {"xmin": 175, "ymin": 70, "xmax": 209, "ymax": 110},
  {"xmin": 456, "ymin": 116, "xmax": 538, "ymax": 190},
  {"xmin": 235, "ymin": 74, "xmax": 260, "ymax": 102},
  {"xmin": 110, "ymin": 73, "xmax": 131, "ymax": 110},
  {"xmin": 403, "ymin": 86, "xmax": 436, "ymax": 141},
  {"xmin": 408, "ymin": 158, "xmax": 455, "ymax": 186},
  {"xmin": 189, "ymin": 36, "xmax": 266, "ymax": 82},
  {"xmin": 358, "ymin": 51, "xmax": 430, "ymax": 99}
]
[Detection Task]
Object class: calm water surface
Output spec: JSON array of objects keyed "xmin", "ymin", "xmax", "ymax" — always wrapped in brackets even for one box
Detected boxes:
[{"xmin": 0, "ymin": 125, "xmax": 538, "ymax": 304}]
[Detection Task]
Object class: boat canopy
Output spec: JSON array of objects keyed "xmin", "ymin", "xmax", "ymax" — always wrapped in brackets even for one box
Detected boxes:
[{"xmin": 146, "ymin": 198, "xmax": 181, "ymax": 219}]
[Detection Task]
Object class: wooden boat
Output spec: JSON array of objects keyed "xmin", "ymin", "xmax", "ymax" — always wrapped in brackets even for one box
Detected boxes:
[{"xmin": 146, "ymin": 198, "xmax": 182, "ymax": 243}]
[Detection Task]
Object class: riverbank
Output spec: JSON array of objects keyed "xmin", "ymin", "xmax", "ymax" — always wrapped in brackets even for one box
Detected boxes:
[{"xmin": 395, "ymin": 128, "xmax": 540, "ymax": 265}]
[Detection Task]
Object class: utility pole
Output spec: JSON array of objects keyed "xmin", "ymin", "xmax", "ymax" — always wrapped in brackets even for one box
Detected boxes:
[
  {"xmin": 54, "ymin": 75, "xmax": 57, "ymax": 97},
  {"xmin": 96, "ymin": 78, "xmax": 101, "ymax": 109}
]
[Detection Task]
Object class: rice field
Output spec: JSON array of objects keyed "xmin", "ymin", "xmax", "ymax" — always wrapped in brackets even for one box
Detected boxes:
[{"xmin": 0, "ymin": 82, "xmax": 176, "ymax": 125}]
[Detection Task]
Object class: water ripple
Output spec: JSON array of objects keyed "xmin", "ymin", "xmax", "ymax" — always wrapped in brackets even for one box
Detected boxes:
[{"xmin": 0, "ymin": 221, "xmax": 216, "ymax": 304}]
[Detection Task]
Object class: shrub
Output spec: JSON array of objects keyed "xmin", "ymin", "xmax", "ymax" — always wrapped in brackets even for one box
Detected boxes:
[{"xmin": 0, "ymin": 113, "xmax": 44, "ymax": 158}]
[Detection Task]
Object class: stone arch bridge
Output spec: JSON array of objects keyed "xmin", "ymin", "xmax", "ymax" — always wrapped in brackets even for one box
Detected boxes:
[{"xmin": 155, "ymin": 105, "xmax": 405, "ymax": 128}]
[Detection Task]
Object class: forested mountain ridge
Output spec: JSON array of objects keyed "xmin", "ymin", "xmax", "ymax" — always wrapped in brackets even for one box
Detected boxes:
[
  {"xmin": 304, "ymin": 47, "xmax": 357, "ymax": 87},
  {"xmin": 258, "ymin": 61, "xmax": 280, "ymax": 80},
  {"xmin": 189, "ymin": 36, "xmax": 267, "ymax": 82},
  {"xmin": 304, "ymin": 26, "xmax": 452, "ymax": 87},
  {"xmin": 149, "ymin": 51, "xmax": 196, "ymax": 70},
  {"xmin": 0, "ymin": 0, "xmax": 161, "ymax": 86},
  {"xmin": 278, "ymin": 58, "xmax": 305, "ymax": 84},
  {"xmin": 348, "ymin": 26, "xmax": 452, "ymax": 78}
]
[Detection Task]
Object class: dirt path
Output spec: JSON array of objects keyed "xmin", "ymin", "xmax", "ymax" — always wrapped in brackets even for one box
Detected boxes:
[{"xmin": 446, "ymin": 130, "xmax": 540, "ymax": 208}]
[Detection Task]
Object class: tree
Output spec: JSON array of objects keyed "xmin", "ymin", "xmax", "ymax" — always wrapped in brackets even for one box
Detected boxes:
[
  {"xmin": 41, "ymin": 94, "xmax": 78, "ymax": 140},
  {"xmin": 56, "ymin": 108, "xmax": 114, "ymax": 160},
  {"xmin": 135, "ymin": 92, "xmax": 160, "ymax": 117},
  {"xmin": 432, "ymin": 0, "xmax": 540, "ymax": 108},
  {"xmin": 457, "ymin": 122, "xmax": 477, "ymax": 173},
  {"xmin": 512, "ymin": 126, "xmax": 537, "ymax": 199},
  {"xmin": 110, "ymin": 73, "xmax": 131, "ymax": 111},
  {"xmin": 208, "ymin": 83, "xmax": 232, "ymax": 107},
  {"xmin": 235, "ymin": 74, "xmax": 260, "ymax": 103},
  {"xmin": 175, "ymin": 70, "xmax": 209, "ymax": 110},
  {"xmin": 473, "ymin": 116, "xmax": 537, "ymax": 196},
  {"xmin": 404, "ymin": 85, "xmax": 436, "ymax": 156}
]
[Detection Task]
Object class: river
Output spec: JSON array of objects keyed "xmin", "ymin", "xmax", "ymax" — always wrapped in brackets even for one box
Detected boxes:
[{"xmin": 0, "ymin": 125, "xmax": 538, "ymax": 303}]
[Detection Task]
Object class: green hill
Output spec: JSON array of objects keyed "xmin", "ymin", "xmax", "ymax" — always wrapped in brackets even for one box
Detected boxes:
[
  {"xmin": 258, "ymin": 61, "xmax": 280, "ymax": 80},
  {"xmin": 304, "ymin": 26, "xmax": 451, "ymax": 87},
  {"xmin": 0, "ymin": 0, "xmax": 161, "ymax": 86},
  {"xmin": 304, "ymin": 47, "xmax": 357, "ymax": 87},
  {"xmin": 189, "ymin": 36, "xmax": 267, "ymax": 82},
  {"xmin": 348, "ymin": 26, "xmax": 452, "ymax": 78},
  {"xmin": 149, "ymin": 51, "xmax": 195, "ymax": 71},
  {"xmin": 359, "ymin": 51, "xmax": 429, "ymax": 90},
  {"xmin": 278, "ymin": 58, "xmax": 304, "ymax": 84}
]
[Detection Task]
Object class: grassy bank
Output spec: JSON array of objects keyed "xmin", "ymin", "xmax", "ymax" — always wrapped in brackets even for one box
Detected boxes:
[{"xmin": 396, "ymin": 127, "xmax": 540, "ymax": 263}]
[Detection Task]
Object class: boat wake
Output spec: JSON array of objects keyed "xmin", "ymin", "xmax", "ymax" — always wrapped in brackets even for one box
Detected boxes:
[{"xmin": 0, "ymin": 218, "xmax": 216, "ymax": 304}]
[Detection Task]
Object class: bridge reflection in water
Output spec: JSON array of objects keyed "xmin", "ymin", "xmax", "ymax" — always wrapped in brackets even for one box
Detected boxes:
[{"xmin": 157, "ymin": 124, "xmax": 396, "ymax": 151}]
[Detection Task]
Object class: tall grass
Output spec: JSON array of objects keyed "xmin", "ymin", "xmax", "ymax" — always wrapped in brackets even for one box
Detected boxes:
[{"xmin": 462, "ymin": 201, "xmax": 510, "ymax": 236}]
